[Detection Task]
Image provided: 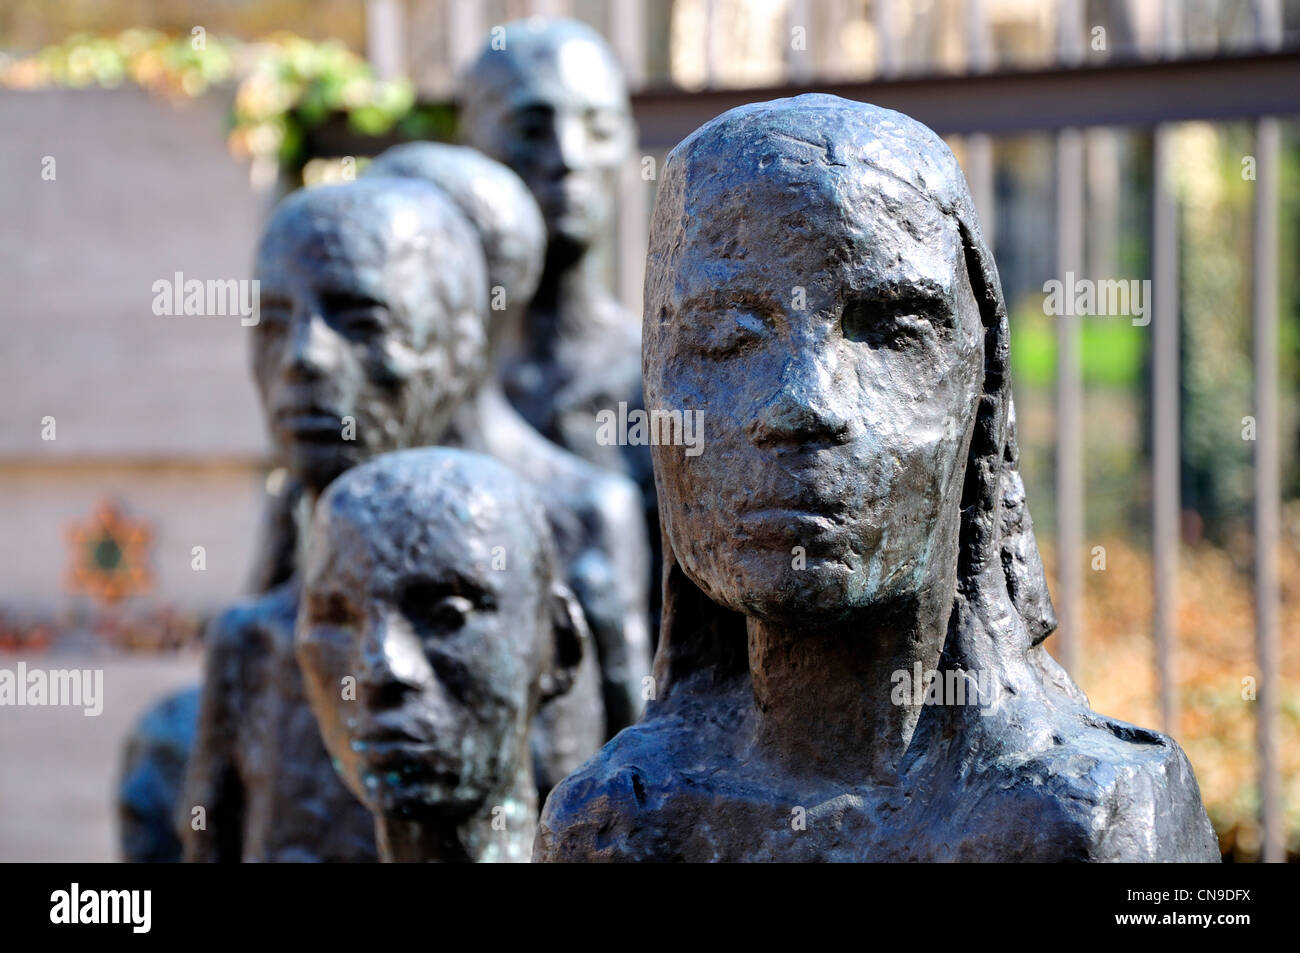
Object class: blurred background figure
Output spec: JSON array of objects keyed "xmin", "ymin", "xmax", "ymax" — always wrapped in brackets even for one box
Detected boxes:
[
  {"xmin": 181, "ymin": 177, "xmax": 490, "ymax": 863},
  {"xmin": 117, "ymin": 685, "xmax": 199, "ymax": 862},
  {"xmin": 459, "ymin": 19, "xmax": 662, "ymax": 633},
  {"xmin": 366, "ymin": 141, "xmax": 651, "ymax": 745},
  {"xmin": 459, "ymin": 19, "xmax": 645, "ymax": 479},
  {"xmin": 1, "ymin": 0, "xmax": 1298, "ymax": 862}
]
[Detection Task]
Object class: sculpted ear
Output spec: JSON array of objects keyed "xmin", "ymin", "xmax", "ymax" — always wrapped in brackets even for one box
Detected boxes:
[{"xmin": 538, "ymin": 582, "xmax": 589, "ymax": 702}]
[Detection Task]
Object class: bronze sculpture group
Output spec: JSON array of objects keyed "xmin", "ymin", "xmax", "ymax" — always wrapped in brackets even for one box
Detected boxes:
[{"xmin": 134, "ymin": 17, "xmax": 1218, "ymax": 864}]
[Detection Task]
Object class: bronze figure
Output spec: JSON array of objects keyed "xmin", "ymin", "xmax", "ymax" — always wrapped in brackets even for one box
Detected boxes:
[{"xmin": 536, "ymin": 96, "xmax": 1219, "ymax": 863}]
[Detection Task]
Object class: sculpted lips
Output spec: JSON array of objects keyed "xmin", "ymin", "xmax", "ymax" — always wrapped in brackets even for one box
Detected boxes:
[
  {"xmin": 734, "ymin": 480, "xmax": 849, "ymax": 544},
  {"xmin": 349, "ymin": 723, "xmax": 459, "ymax": 782},
  {"xmin": 351, "ymin": 718, "xmax": 429, "ymax": 750},
  {"xmin": 275, "ymin": 404, "xmax": 344, "ymax": 441},
  {"xmin": 736, "ymin": 508, "xmax": 842, "ymax": 545}
]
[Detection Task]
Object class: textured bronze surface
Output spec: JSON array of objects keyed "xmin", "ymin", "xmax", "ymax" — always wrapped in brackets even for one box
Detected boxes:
[
  {"xmin": 460, "ymin": 19, "xmax": 660, "ymax": 621},
  {"xmin": 537, "ymin": 95, "xmax": 1220, "ymax": 863},
  {"xmin": 366, "ymin": 143, "xmax": 651, "ymax": 749},
  {"xmin": 182, "ymin": 179, "xmax": 490, "ymax": 862},
  {"xmin": 298, "ymin": 447, "xmax": 587, "ymax": 862}
]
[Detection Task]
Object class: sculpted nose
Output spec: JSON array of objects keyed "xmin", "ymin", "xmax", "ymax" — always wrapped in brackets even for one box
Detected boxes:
[
  {"xmin": 284, "ymin": 312, "xmax": 338, "ymax": 380},
  {"xmin": 358, "ymin": 615, "xmax": 427, "ymax": 706},
  {"xmin": 747, "ymin": 358, "xmax": 851, "ymax": 448},
  {"xmin": 555, "ymin": 116, "xmax": 586, "ymax": 173}
]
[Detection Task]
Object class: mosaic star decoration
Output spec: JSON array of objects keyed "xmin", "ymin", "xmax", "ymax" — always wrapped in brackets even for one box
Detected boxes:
[{"xmin": 65, "ymin": 499, "xmax": 154, "ymax": 605}]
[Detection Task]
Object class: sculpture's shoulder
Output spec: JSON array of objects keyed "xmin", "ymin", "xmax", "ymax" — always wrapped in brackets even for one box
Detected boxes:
[
  {"xmin": 539, "ymin": 698, "xmax": 1220, "ymax": 863},
  {"xmin": 558, "ymin": 296, "xmax": 643, "ymax": 397},
  {"xmin": 500, "ymin": 422, "xmax": 645, "ymax": 570},
  {"xmin": 536, "ymin": 692, "xmax": 762, "ymax": 862},
  {"xmin": 128, "ymin": 685, "xmax": 201, "ymax": 752},
  {"xmin": 508, "ymin": 416, "xmax": 640, "ymax": 520},
  {"xmin": 535, "ymin": 717, "xmax": 691, "ymax": 863},
  {"xmin": 570, "ymin": 459, "xmax": 646, "ymax": 564},
  {"xmin": 118, "ymin": 686, "xmax": 201, "ymax": 862},
  {"xmin": 981, "ymin": 712, "xmax": 1220, "ymax": 862},
  {"xmin": 207, "ymin": 584, "xmax": 297, "ymax": 654},
  {"xmin": 558, "ymin": 447, "xmax": 640, "ymax": 519},
  {"xmin": 200, "ymin": 601, "xmax": 256, "ymax": 692},
  {"xmin": 200, "ymin": 584, "xmax": 299, "ymax": 706}
]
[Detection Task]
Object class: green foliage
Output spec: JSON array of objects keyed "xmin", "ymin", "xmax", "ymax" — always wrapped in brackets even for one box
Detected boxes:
[
  {"xmin": 1009, "ymin": 297, "xmax": 1145, "ymax": 389},
  {"xmin": 224, "ymin": 34, "xmax": 416, "ymax": 166},
  {"xmin": 1, "ymin": 31, "xmax": 420, "ymax": 167},
  {"xmin": 1, "ymin": 28, "xmax": 234, "ymax": 96}
]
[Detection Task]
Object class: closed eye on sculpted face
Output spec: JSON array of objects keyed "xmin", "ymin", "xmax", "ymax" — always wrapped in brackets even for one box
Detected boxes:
[
  {"xmin": 316, "ymin": 288, "xmax": 392, "ymax": 339},
  {"xmin": 667, "ymin": 274, "xmax": 957, "ymax": 357},
  {"xmin": 839, "ymin": 282, "xmax": 957, "ymax": 348},
  {"xmin": 668, "ymin": 290, "xmax": 783, "ymax": 356},
  {"xmin": 257, "ymin": 292, "xmax": 292, "ymax": 331},
  {"xmin": 508, "ymin": 102, "xmax": 553, "ymax": 142}
]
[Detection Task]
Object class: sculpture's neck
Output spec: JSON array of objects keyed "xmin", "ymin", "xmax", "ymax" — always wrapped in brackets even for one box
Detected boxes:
[
  {"xmin": 372, "ymin": 761, "xmax": 537, "ymax": 863},
  {"xmin": 293, "ymin": 486, "xmax": 319, "ymax": 576},
  {"xmin": 527, "ymin": 241, "xmax": 608, "ymax": 344},
  {"xmin": 746, "ymin": 596, "xmax": 950, "ymax": 786},
  {"xmin": 452, "ymin": 379, "xmax": 526, "ymax": 458}
]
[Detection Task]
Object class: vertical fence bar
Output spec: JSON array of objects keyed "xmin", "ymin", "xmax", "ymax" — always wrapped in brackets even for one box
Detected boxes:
[
  {"xmin": 528, "ymin": 0, "xmax": 570, "ymax": 19},
  {"xmin": 612, "ymin": 0, "xmax": 647, "ymax": 315},
  {"xmin": 1252, "ymin": 114, "xmax": 1282, "ymax": 865},
  {"xmin": 1148, "ymin": 0, "xmax": 1184, "ymax": 739},
  {"xmin": 964, "ymin": 137, "xmax": 995, "ymax": 246},
  {"xmin": 1055, "ymin": 127, "xmax": 1084, "ymax": 679},
  {"xmin": 703, "ymin": 0, "xmax": 720, "ymax": 89},
  {"xmin": 611, "ymin": 0, "xmax": 646, "ymax": 87},
  {"xmin": 446, "ymin": 0, "xmax": 483, "ymax": 78},
  {"xmin": 1053, "ymin": 0, "xmax": 1084, "ymax": 678},
  {"xmin": 786, "ymin": 0, "xmax": 813, "ymax": 84},
  {"xmin": 964, "ymin": 0, "xmax": 994, "ymax": 245},
  {"xmin": 364, "ymin": 0, "xmax": 407, "ymax": 81},
  {"xmin": 966, "ymin": 0, "xmax": 990, "ymax": 72},
  {"xmin": 1253, "ymin": 0, "xmax": 1283, "ymax": 865},
  {"xmin": 874, "ymin": 0, "xmax": 898, "ymax": 78},
  {"xmin": 617, "ymin": 159, "xmax": 649, "ymax": 316},
  {"xmin": 1151, "ymin": 123, "xmax": 1179, "ymax": 737}
]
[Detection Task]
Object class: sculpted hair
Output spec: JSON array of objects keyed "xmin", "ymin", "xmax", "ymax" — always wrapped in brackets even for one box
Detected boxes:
[{"xmin": 643, "ymin": 95, "xmax": 1057, "ymax": 707}]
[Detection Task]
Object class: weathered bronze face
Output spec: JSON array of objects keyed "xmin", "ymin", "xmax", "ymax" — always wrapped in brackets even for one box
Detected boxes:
[
  {"xmin": 297, "ymin": 448, "xmax": 571, "ymax": 823},
  {"xmin": 536, "ymin": 96, "xmax": 1219, "ymax": 863},
  {"xmin": 645, "ymin": 140, "xmax": 984, "ymax": 625},
  {"xmin": 251, "ymin": 180, "xmax": 487, "ymax": 494},
  {"xmin": 460, "ymin": 18, "xmax": 634, "ymax": 262}
]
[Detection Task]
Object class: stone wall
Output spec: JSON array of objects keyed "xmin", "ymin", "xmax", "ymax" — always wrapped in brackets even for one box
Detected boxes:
[{"xmin": 0, "ymin": 87, "xmax": 270, "ymax": 617}]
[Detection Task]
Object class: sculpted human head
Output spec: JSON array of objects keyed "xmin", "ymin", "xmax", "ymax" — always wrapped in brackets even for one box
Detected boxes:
[
  {"xmin": 644, "ymin": 95, "xmax": 988, "ymax": 627},
  {"xmin": 366, "ymin": 142, "xmax": 546, "ymax": 347},
  {"xmin": 459, "ymin": 18, "xmax": 635, "ymax": 263},
  {"xmin": 296, "ymin": 448, "xmax": 585, "ymax": 820},
  {"xmin": 252, "ymin": 179, "xmax": 488, "ymax": 494}
]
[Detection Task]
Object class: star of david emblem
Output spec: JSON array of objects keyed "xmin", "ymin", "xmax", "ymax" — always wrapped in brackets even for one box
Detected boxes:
[{"xmin": 65, "ymin": 499, "xmax": 154, "ymax": 605}]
